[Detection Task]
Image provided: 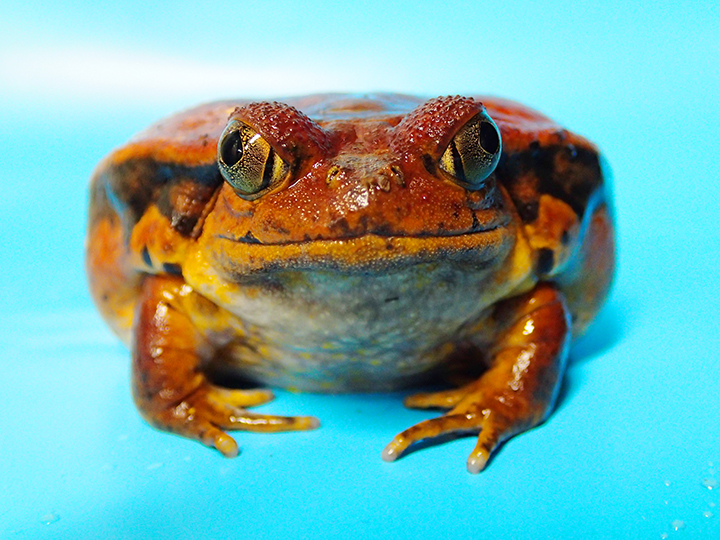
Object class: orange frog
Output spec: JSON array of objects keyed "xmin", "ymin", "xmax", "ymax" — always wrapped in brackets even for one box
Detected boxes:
[{"xmin": 87, "ymin": 94, "xmax": 614, "ymax": 472}]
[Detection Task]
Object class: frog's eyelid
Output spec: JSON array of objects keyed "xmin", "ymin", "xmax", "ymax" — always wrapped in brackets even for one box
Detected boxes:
[
  {"xmin": 229, "ymin": 101, "xmax": 332, "ymax": 161},
  {"xmin": 390, "ymin": 95, "xmax": 484, "ymax": 157}
]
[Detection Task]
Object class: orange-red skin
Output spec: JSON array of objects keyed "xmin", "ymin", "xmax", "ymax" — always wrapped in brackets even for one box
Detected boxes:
[{"xmin": 86, "ymin": 94, "xmax": 614, "ymax": 472}]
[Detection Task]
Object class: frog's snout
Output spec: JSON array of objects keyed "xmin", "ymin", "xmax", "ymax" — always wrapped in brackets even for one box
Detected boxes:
[{"xmin": 325, "ymin": 156, "xmax": 405, "ymax": 193}]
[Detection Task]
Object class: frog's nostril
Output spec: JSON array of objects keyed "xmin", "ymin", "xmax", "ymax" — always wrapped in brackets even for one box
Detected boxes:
[
  {"xmin": 361, "ymin": 165, "xmax": 405, "ymax": 192},
  {"xmin": 390, "ymin": 165, "xmax": 405, "ymax": 187},
  {"xmin": 326, "ymin": 157, "xmax": 404, "ymax": 191},
  {"xmin": 326, "ymin": 165, "xmax": 343, "ymax": 186}
]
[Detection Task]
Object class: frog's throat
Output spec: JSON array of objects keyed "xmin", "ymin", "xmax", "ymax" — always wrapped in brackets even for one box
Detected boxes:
[{"xmin": 205, "ymin": 226, "xmax": 514, "ymax": 275}]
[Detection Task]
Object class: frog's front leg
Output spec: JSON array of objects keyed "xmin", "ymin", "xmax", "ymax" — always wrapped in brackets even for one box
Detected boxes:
[
  {"xmin": 382, "ymin": 283, "xmax": 571, "ymax": 473},
  {"xmin": 132, "ymin": 275, "xmax": 319, "ymax": 457}
]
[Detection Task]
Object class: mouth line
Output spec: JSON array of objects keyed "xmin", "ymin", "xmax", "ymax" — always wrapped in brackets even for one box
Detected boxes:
[
  {"xmin": 217, "ymin": 225, "xmax": 503, "ymax": 246},
  {"xmin": 207, "ymin": 224, "xmax": 512, "ymax": 275}
]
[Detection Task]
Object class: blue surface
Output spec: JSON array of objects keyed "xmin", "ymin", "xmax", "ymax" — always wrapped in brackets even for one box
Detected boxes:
[{"xmin": 1, "ymin": 0, "xmax": 719, "ymax": 538}]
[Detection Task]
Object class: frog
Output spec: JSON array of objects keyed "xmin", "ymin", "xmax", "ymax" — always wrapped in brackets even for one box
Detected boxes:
[{"xmin": 86, "ymin": 93, "xmax": 614, "ymax": 473}]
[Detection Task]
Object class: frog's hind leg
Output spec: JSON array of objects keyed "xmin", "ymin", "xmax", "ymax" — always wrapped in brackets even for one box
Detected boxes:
[
  {"xmin": 132, "ymin": 275, "xmax": 319, "ymax": 457},
  {"xmin": 382, "ymin": 283, "xmax": 570, "ymax": 473}
]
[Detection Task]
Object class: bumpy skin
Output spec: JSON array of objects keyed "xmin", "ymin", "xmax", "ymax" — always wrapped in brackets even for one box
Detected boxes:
[{"xmin": 87, "ymin": 94, "xmax": 614, "ymax": 472}]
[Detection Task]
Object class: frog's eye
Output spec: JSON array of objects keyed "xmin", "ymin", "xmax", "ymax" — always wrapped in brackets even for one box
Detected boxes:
[
  {"xmin": 439, "ymin": 112, "xmax": 502, "ymax": 189},
  {"xmin": 217, "ymin": 120, "xmax": 291, "ymax": 199}
]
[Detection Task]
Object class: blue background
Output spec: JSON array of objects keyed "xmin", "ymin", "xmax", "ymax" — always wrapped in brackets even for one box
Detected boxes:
[{"xmin": 1, "ymin": 1, "xmax": 719, "ymax": 538}]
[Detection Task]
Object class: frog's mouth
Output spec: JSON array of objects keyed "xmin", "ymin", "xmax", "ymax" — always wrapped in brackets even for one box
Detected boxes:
[
  {"xmin": 216, "ymin": 195, "xmax": 512, "ymax": 246},
  {"xmin": 218, "ymin": 212, "xmax": 509, "ymax": 246},
  {"xmin": 211, "ymin": 223, "xmax": 514, "ymax": 275}
]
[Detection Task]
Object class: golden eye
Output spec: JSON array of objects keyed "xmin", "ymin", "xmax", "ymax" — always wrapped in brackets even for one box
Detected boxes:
[
  {"xmin": 439, "ymin": 111, "xmax": 502, "ymax": 189},
  {"xmin": 217, "ymin": 120, "xmax": 290, "ymax": 199}
]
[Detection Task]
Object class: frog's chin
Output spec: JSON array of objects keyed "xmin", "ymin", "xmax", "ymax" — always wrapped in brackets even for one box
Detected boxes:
[{"xmin": 208, "ymin": 225, "xmax": 515, "ymax": 276}]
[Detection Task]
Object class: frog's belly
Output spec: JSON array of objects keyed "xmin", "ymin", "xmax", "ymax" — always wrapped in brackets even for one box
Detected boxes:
[{"xmin": 197, "ymin": 264, "xmax": 505, "ymax": 392}]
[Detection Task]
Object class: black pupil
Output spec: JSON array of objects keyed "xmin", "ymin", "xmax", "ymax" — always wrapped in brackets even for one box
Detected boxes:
[
  {"xmin": 480, "ymin": 122, "xmax": 500, "ymax": 154},
  {"xmin": 220, "ymin": 130, "xmax": 243, "ymax": 167}
]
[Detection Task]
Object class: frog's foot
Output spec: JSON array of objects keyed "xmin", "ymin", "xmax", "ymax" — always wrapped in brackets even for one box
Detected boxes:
[
  {"xmin": 382, "ymin": 283, "xmax": 571, "ymax": 473},
  {"xmin": 145, "ymin": 383, "xmax": 319, "ymax": 457},
  {"xmin": 132, "ymin": 275, "xmax": 319, "ymax": 457},
  {"xmin": 382, "ymin": 392, "xmax": 522, "ymax": 473}
]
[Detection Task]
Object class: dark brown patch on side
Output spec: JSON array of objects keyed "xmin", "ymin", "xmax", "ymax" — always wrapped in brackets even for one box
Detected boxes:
[
  {"xmin": 496, "ymin": 143, "xmax": 602, "ymax": 224},
  {"xmin": 88, "ymin": 172, "xmax": 116, "ymax": 227},
  {"xmin": 536, "ymin": 248, "xmax": 554, "ymax": 275},
  {"xmin": 162, "ymin": 263, "xmax": 183, "ymax": 275},
  {"xmin": 142, "ymin": 246, "xmax": 153, "ymax": 268},
  {"xmin": 101, "ymin": 159, "xmax": 222, "ymax": 238}
]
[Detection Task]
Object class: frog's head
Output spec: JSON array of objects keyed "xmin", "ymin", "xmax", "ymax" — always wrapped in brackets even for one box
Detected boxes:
[{"xmin": 201, "ymin": 95, "xmax": 516, "ymax": 275}]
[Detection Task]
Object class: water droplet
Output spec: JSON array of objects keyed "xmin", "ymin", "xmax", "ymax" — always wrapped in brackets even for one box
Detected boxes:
[
  {"xmin": 40, "ymin": 513, "xmax": 60, "ymax": 525},
  {"xmin": 660, "ymin": 533, "xmax": 668, "ymax": 539},
  {"xmin": 146, "ymin": 462, "xmax": 163, "ymax": 470},
  {"xmin": 671, "ymin": 520, "xmax": 685, "ymax": 531},
  {"xmin": 664, "ymin": 480, "xmax": 672, "ymax": 487},
  {"xmin": 703, "ymin": 477, "xmax": 718, "ymax": 490},
  {"xmin": 703, "ymin": 510, "xmax": 714, "ymax": 519}
]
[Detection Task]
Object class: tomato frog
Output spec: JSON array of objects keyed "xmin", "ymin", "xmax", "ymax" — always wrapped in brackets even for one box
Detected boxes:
[{"xmin": 87, "ymin": 94, "xmax": 614, "ymax": 473}]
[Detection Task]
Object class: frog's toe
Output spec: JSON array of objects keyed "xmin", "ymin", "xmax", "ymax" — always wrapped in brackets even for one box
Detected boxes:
[
  {"xmin": 223, "ymin": 411, "xmax": 320, "ymax": 433},
  {"xmin": 466, "ymin": 428, "xmax": 499, "ymax": 473},
  {"xmin": 404, "ymin": 389, "xmax": 463, "ymax": 410},
  {"xmin": 186, "ymin": 385, "xmax": 319, "ymax": 434},
  {"xmin": 381, "ymin": 413, "xmax": 484, "ymax": 464},
  {"xmin": 145, "ymin": 384, "xmax": 319, "ymax": 457},
  {"xmin": 147, "ymin": 396, "xmax": 244, "ymax": 457},
  {"xmin": 207, "ymin": 386, "xmax": 275, "ymax": 408},
  {"xmin": 382, "ymin": 410, "xmax": 515, "ymax": 473},
  {"xmin": 404, "ymin": 381, "xmax": 482, "ymax": 410},
  {"xmin": 198, "ymin": 423, "xmax": 240, "ymax": 458}
]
